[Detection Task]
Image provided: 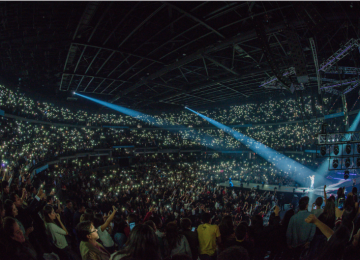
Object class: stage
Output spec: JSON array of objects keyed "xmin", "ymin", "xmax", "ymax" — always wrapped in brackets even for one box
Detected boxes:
[{"xmin": 218, "ymin": 180, "xmax": 310, "ymax": 194}]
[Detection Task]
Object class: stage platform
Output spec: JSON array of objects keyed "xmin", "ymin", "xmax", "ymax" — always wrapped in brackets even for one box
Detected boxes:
[{"xmin": 218, "ymin": 180, "xmax": 309, "ymax": 194}]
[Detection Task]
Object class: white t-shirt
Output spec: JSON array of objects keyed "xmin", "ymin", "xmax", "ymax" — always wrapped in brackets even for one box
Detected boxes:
[
  {"xmin": 97, "ymin": 226, "xmax": 115, "ymax": 247},
  {"xmin": 46, "ymin": 223, "xmax": 68, "ymax": 249}
]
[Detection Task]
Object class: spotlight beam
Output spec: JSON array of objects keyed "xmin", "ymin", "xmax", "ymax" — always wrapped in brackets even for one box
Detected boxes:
[
  {"xmin": 75, "ymin": 93, "xmax": 224, "ymax": 151},
  {"xmin": 186, "ymin": 107, "xmax": 316, "ymax": 185}
]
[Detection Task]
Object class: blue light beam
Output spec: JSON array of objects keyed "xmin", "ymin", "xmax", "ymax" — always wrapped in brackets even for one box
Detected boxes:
[
  {"xmin": 186, "ymin": 107, "xmax": 316, "ymax": 185},
  {"xmin": 75, "ymin": 93, "xmax": 225, "ymax": 151}
]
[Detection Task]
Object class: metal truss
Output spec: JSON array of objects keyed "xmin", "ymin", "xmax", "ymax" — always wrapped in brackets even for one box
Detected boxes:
[
  {"xmin": 319, "ymin": 38, "xmax": 360, "ymax": 72},
  {"xmin": 317, "ymin": 131, "xmax": 360, "ymax": 145},
  {"xmin": 325, "ymin": 66, "xmax": 360, "ymax": 75},
  {"xmin": 343, "ymin": 82, "xmax": 360, "ymax": 94},
  {"xmin": 259, "ymin": 67, "xmax": 295, "ymax": 88},
  {"xmin": 309, "ymin": 77, "xmax": 339, "ymax": 83},
  {"xmin": 309, "ymin": 38, "xmax": 321, "ymax": 94},
  {"xmin": 323, "ymin": 88, "xmax": 342, "ymax": 95},
  {"xmin": 320, "ymin": 77, "xmax": 359, "ymax": 90}
]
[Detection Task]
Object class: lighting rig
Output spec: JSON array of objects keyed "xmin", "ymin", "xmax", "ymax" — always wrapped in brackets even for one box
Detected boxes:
[{"xmin": 316, "ymin": 129, "xmax": 360, "ymax": 178}]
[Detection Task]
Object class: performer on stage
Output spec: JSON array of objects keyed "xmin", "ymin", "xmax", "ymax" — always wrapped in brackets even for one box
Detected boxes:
[{"xmin": 307, "ymin": 175, "xmax": 315, "ymax": 190}]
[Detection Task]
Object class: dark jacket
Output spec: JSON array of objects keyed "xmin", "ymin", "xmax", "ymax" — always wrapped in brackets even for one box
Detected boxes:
[
  {"xmin": 73, "ymin": 211, "xmax": 82, "ymax": 228},
  {"xmin": 0, "ymin": 239, "xmax": 37, "ymax": 260},
  {"xmin": 63, "ymin": 207, "xmax": 74, "ymax": 231},
  {"xmin": 182, "ymin": 229, "xmax": 199, "ymax": 260}
]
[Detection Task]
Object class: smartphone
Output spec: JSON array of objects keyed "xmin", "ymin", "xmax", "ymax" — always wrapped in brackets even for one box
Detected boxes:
[
  {"xmin": 191, "ymin": 227, "xmax": 196, "ymax": 232},
  {"xmin": 338, "ymin": 198, "xmax": 345, "ymax": 210},
  {"xmin": 129, "ymin": 222, "xmax": 135, "ymax": 231}
]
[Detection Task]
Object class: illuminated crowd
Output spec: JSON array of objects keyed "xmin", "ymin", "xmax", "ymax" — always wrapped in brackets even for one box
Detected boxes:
[{"xmin": 2, "ymin": 84, "xmax": 360, "ymax": 260}]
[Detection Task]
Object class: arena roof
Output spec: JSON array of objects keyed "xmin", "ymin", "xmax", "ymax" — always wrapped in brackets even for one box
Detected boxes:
[{"xmin": 0, "ymin": 1, "xmax": 359, "ymax": 110}]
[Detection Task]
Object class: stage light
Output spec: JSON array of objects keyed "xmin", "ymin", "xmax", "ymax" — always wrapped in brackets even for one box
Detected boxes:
[
  {"xmin": 346, "ymin": 144, "xmax": 351, "ymax": 154},
  {"xmin": 332, "ymin": 159, "xmax": 339, "ymax": 169},
  {"xmin": 357, "ymin": 158, "xmax": 360, "ymax": 167},
  {"xmin": 185, "ymin": 107, "xmax": 316, "ymax": 186},
  {"xmin": 334, "ymin": 145, "xmax": 339, "ymax": 155},
  {"xmin": 74, "ymin": 93, "xmax": 224, "ymax": 151},
  {"xmin": 344, "ymin": 170, "xmax": 349, "ymax": 180},
  {"xmin": 317, "ymin": 110, "xmax": 360, "ymax": 177},
  {"xmin": 345, "ymin": 158, "xmax": 351, "ymax": 168},
  {"xmin": 320, "ymin": 146, "xmax": 326, "ymax": 156}
]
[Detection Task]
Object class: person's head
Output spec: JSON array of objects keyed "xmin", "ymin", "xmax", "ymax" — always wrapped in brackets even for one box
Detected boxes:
[
  {"xmin": 115, "ymin": 224, "xmax": 160, "ymax": 260},
  {"xmin": 202, "ymin": 213, "xmax": 211, "ymax": 224},
  {"xmin": 299, "ymin": 196, "xmax": 309, "ymax": 211},
  {"xmin": 251, "ymin": 215, "xmax": 263, "ymax": 229},
  {"xmin": 76, "ymin": 221, "xmax": 99, "ymax": 242},
  {"xmin": 2, "ymin": 181, "xmax": 9, "ymax": 194},
  {"xmin": 127, "ymin": 213, "xmax": 136, "ymax": 224},
  {"xmin": 43, "ymin": 205, "xmax": 56, "ymax": 223},
  {"xmin": 180, "ymin": 218, "xmax": 192, "ymax": 231},
  {"xmin": 82, "ymin": 209, "xmax": 94, "ymax": 222},
  {"xmin": 46, "ymin": 196, "xmax": 54, "ymax": 204},
  {"xmin": 165, "ymin": 222, "xmax": 181, "ymax": 249},
  {"xmin": 4, "ymin": 200, "xmax": 18, "ymax": 217},
  {"xmin": 315, "ymin": 197, "xmax": 323, "ymax": 207},
  {"xmin": 235, "ymin": 224, "xmax": 247, "ymax": 241},
  {"xmin": 344, "ymin": 195, "xmax": 355, "ymax": 210},
  {"xmin": 341, "ymin": 205, "xmax": 357, "ymax": 231},
  {"xmin": 78, "ymin": 204, "xmax": 85, "ymax": 213},
  {"xmin": 66, "ymin": 200, "xmax": 72, "ymax": 209},
  {"xmin": 337, "ymin": 188, "xmax": 344, "ymax": 198},
  {"xmin": 10, "ymin": 193, "xmax": 22, "ymax": 208},
  {"xmin": 352, "ymin": 186, "xmax": 357, "ymax": 195},
  {"xmin": 218, "ymin": 246, "xmax": 250, "ymax": 260},
  {"xmin": 2, "ymin": 217, "xmax": 25, "ymax": 243},
  {"xmin": 144, "ymin": 220, "xmax": 156, "ymax": 231},
  {"xmin": 220, "ymin": 215, "xmax": 234, "ymax": 230},
  {"xmin": 322, "ymin": 199, "xmax": 335, "ymax": 220},
  {"xmin": 93, "ymin": 213, "xmax": 105, "ymax": 228}
]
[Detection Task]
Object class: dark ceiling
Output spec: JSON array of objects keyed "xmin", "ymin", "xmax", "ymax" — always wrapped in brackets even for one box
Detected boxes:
[{"xmin": 0, "ymin": 1, "xmax": 359, "ymax": 111}]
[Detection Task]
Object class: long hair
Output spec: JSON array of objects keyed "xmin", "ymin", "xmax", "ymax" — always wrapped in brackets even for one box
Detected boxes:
[
  {"xmin": 2, "ymin": 216, "xmax": 17, "ymax": 239},
  {"xmin": 341, "ymin": 206, "xmax": 356, "ymax": 232},
  {"xmin": 4, "ymin": 200, "xmax": 14, "ymax": 217},
  {"xmin": 42, "ymin": 205, "xmax": 55, "ymax": 223},
  {"xmin": 92, "ymin": 213, "xmax": 105, "ymax": 228},
  {"xmin": 322, "ymin": 200, "xmax": 335, "ymax": 222},
  {"xmin": 317, "ymin": 225, "xmax": 350, "ymax": 260},
  {"xmin": 281, "ymin": 209, "xmax": 294, "ymax": 229},
  {"xmin": 112, "ymin": 224, "xmax": 160, "ymax": 260},
  {"xmin": 337, "ymin": 188, "xmax": 345, "ymax": 201},
  {"xmin": 165, "ymin": 222, "xmax": 182, "ymax": 250}
]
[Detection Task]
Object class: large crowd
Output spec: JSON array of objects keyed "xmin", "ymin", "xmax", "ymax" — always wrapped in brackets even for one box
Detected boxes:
[
  {"xmin": 1, "ymin": 153, "xmax": 360, "ymax": 260},
  {"xmin": 1, "ymin": 84, "xmax": 360, "ymax": 260}
]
